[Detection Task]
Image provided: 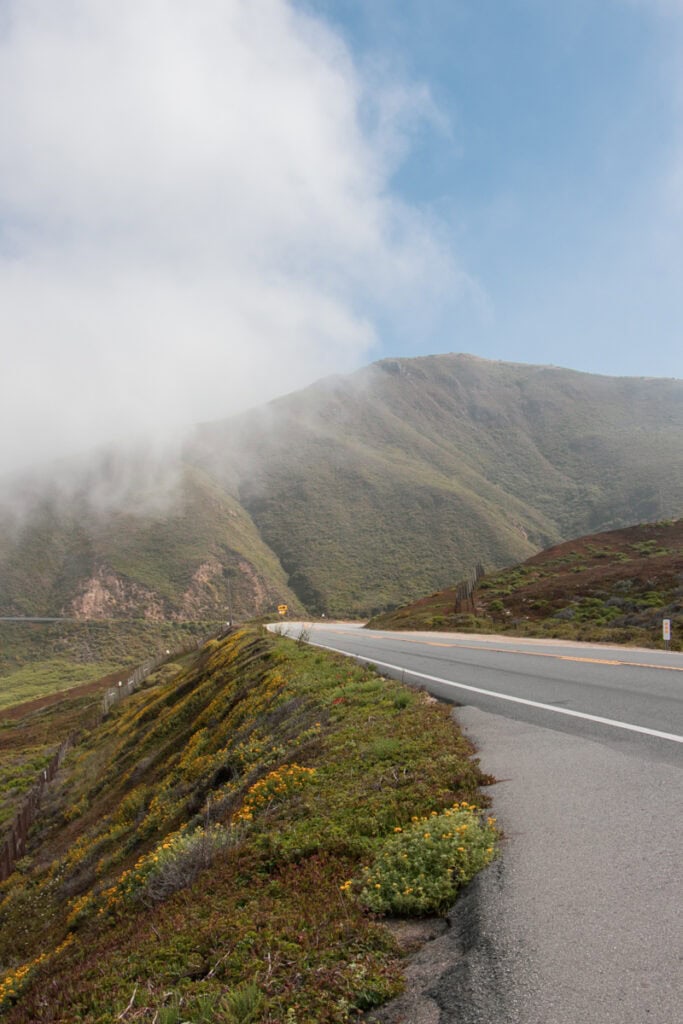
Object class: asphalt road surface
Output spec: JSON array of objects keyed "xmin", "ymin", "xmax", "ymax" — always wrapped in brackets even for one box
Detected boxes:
[{"xmin": 273, "ymin": 623, "xmax": 683, "ymax": 1024}]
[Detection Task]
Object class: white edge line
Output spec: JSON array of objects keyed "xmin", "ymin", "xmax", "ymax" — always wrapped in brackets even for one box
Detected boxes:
[{"xmin": 308, "ymin": 640, "xmax": 683, "ymax": 745}]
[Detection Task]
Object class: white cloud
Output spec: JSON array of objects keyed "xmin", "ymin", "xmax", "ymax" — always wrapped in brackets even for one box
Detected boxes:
[{"xmin": 0, "ymin": 0, "xmax": 462, "ymax": 476}]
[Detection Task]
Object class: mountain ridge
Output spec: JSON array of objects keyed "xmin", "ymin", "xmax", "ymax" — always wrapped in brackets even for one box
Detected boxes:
[{"xmin": 2, "ymin": 353, "xmax": 682, "ymax": 618}]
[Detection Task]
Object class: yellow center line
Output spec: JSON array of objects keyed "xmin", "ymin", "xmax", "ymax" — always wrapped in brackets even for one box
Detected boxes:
[
  {"xmin": 393, "ymin": 636, "xmax": 622, "ymax": 664},
  {"xmin": 354, "ymin": 632, "xmax": 683, "ymax": 671}
]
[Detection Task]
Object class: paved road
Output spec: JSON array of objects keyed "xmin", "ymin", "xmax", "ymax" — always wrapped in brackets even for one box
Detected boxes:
[
  {"xmin": 273, "ymin": 623, "xmax": 683, "ymax": 1023},
  {"xmin": 0, "ymin": 616, "xmax": 69, "ymax": 622},
  {"xmin": 276, "ymin": 622, "xmax": 683, "ymax": 765}
]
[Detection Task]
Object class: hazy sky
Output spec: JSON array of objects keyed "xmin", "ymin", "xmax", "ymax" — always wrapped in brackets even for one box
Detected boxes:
[{"xmin": 1, "ymin": 0, "xmax": 682, "ymax": 476}]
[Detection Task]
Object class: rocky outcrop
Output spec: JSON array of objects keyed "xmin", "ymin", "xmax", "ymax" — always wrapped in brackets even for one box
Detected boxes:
[{"xmin": 68, "ymin": 568, "xmax": 166, "ymax": 620}]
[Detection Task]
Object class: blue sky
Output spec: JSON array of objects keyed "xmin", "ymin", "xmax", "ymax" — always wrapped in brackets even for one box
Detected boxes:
[
  {"xmin": 302, "ymin": 0, "xmax": 683, "ymax": 378},
  {"xmin": 1, "ymin": 0, "xmax": 681, "ymax": 474}
]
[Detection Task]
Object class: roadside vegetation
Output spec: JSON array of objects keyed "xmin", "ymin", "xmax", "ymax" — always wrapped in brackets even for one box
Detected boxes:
[
  {"xmin": 368, "ymin": 519, "xmax": 683, "ymax": 651},
  {"xmin": 0, "ymin": 627, "xmax": 497, "ymax": 1023}
]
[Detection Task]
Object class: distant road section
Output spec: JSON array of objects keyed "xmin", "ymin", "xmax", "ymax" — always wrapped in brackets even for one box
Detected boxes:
[
  {"xmin": 272, "ymin": 622, "xmax": 683, "ymax": 763},
  {"xmin": 0, "ymin": 616, "xmax": 68, "ymax": 622},
  {"xmin": 270, "ymin": 622, "xmax": 683, "ymax": 1023}
]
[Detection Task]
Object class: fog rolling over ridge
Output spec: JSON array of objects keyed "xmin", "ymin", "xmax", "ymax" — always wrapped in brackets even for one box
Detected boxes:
[
  {"xmin": 0, "ymin": 0, "xmax": 463, "ymax": 480},
  {"xmin": 1, "ymin": 354, "xmax": 681, "ymax": 620}
]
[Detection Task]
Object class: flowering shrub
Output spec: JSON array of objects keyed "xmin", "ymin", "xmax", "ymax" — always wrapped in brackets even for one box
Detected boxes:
[
  {"xmin": 0, "ymin": 935, "xmax": 73, "ymax": 1011},
  {"xmin": 65, "ymin": 824, "xmax": 238, "ymax": 927},
  {"xmin": 346, "ymin": 803, "xmax": 498, "ymax": 915},
  {"xmin": 94, "ymin": 823, "xmax": 238, "ymax": 919},
  {"xmin": 0, "ymin": 953, "xmax": 47, "ymax": 1011},
  {"xmin": 142, "ymin": 823, "xmax": 237, "ymax": 904},
  {"xmin": 92, "ymin": 822, "xmax": 130, "ymax": 874},
  {"xmin": 137, "ymin": 782, "xmax": 186, "ymax": 837},
  {"xmin": 232, "ymin": 732, "xmax": 284, "ymax": 771},
  {"xmin": 177, "ymin": 727, "xmax": 212, "ymax": 781},
  {"xmin": 63, "ymin": 793, "xmax": 89, "ymax": 822},
  {"xmin": 235, "ymin": 764, "xmax": 316, "ymax": 823},
  {"xmin": 112, "ymin": 785, "xmax": 150, "ymax": 826},
  {"xmin": 66, "ymin": 891, "xmax": 96, "ymax": 928}
]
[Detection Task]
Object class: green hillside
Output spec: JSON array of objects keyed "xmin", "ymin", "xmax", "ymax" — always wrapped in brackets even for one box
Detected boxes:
[
  {"xmin": 0, "ymin": 628, "xmax": 497, "ymax": 1023},
  {"xmin": 0, "ymin": 620, "xmax": 216, "ymax": 712},
  {"xmin": 368, "ymin": 519, "xmax": 683, "ymax": 650},
  {"xmin": 195, "ymin": 354, "xmax": 683, "ymax": 615},
  {"xmin": 2, "ymin": 354, "xmax": 682, "ymax": 620},
  {"xmin": 0, "ymin": 465, "xmax": 301, "ymax": 620}
]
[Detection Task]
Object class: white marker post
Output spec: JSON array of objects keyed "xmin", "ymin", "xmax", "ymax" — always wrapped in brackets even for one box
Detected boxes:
[{"xmin": 663, "ymin": 618, "xmax": 671, "ymax": 651}]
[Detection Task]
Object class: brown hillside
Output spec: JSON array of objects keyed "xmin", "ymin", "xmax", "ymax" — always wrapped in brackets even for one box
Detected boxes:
[{"xmin": 368, "ymin": 519, "xmax": 683, "ymax": 649}]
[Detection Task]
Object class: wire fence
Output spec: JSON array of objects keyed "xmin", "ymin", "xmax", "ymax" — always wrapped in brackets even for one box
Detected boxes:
[
  {"xmin": 102, "ymin": 652, "xmax": 173, "ymax": 716},
  {"xmin": 0, "ymin": 735, "xmax": 74, "ymax": 883},
  {"xmin": 0, "ymin": 631, "xmax": 221, "ymax": 884}
]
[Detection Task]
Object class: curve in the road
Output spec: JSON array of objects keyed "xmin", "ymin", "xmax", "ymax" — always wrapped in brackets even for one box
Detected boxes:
[
  {"xmin": 274, "ymin": 623, "xmax": 683, "ymax": 762},
  {"xmin": 314, "ymin": 642, "xmax": 683, "ymax": 744}
]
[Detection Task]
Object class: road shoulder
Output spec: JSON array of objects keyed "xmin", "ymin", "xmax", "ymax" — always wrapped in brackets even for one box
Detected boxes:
[{"xmin": 368, "ymin": 706, "xmax": 682, "ymax": 1024}]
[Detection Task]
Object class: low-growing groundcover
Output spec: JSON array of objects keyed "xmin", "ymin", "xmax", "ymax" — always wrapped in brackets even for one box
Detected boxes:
[
  {"xmin": 0, "ymin": 627, "xmax": 498, "ymax": 1023},
  {"xmin": 369, "ymin": 519, "xmax": 683, "ymax": 650}
]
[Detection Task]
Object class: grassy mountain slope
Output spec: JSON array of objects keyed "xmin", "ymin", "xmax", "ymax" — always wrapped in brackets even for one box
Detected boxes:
[
  {"xmin": 0, "ymin": 628, "xmax": 496, "ymax": 1023},
  {"xmin": 194, "ymin": 354, "xmax": 683, "ymax": 615},
  {"xmin": 2, "ymin": 354, "xmax": 682, "ymax": 620},
  {"xmin": 368, "ymin": 519, "xmax": 683, "ymax": 650},
  {"xmin": 0, "ymin": 465, "xmax": 301, "ymax": 620}
]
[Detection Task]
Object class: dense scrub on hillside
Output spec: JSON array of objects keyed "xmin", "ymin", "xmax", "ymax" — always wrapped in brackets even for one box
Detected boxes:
[
  {"xmin": 3, "ymin": 355, "xmax": 682, "ymax": 620},
  {"xmin": 0, "ymin": 466, "xmax": 301, "ymax": 621},
  {"xmin": 197, "ymin": 355, "xmax": 683, "ymax": 615},
  {"xmin": 369, "ymin": 519, "xmax": 683, "ymax": 650},
  {"xmin": 0, "ymin": 628, "xmax": 497, "ymax": 1023}
]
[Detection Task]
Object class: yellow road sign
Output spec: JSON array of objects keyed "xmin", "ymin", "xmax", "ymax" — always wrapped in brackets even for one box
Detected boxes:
[{"xmin": 278, "ymin": 604, "xmax": 288, "ymax": 616}]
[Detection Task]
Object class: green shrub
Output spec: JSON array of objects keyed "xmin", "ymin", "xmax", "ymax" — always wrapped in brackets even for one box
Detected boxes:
[
  {"xmin": 346, "ymin": 803, "xmax": 498, "ymax": 916},
  {"xmin": 222, "ymin": 981, "xmax": 266, "ymax": 1023}
]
